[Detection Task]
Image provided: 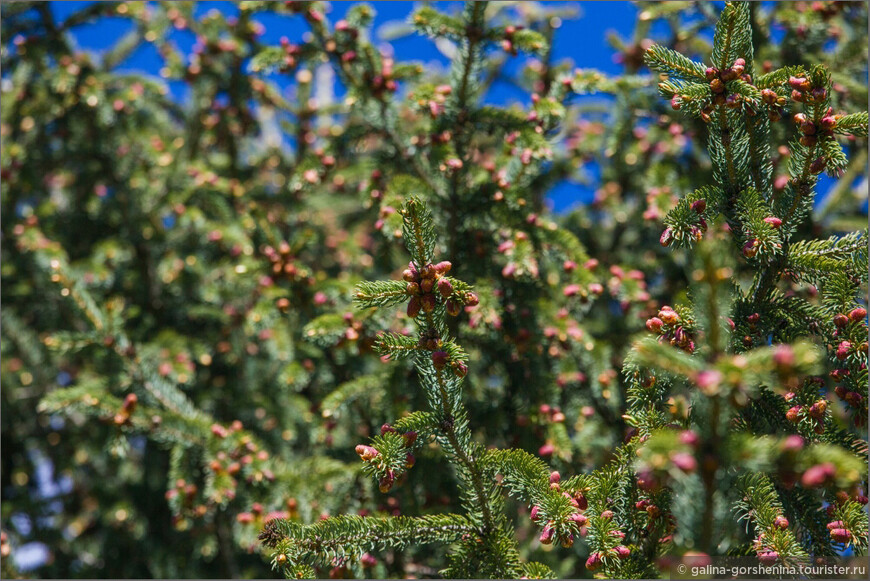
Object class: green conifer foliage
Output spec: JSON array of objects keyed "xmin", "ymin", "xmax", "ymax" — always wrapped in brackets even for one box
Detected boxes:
[
  {"xmin": 1, "ymin": 1, "xmax": 866, "ymax": 579},
  {"xmin": 263, "ymin": 197, "xmax": 575, "ymax": 579},
  {"xmin": 261, "ymin": 2, "xmax": 869, "ymax": 578}
]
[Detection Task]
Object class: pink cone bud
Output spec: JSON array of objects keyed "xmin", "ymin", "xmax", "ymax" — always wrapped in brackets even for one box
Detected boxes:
[
  {"xmin": 845, "ymin": 391, "xmax": 863, "ymax": 407},
  {"xmin": 355, "ymin": 445, "xmax": 379, "ymax": 461},
  {"xmin": 660, "ymin": 227, "xmax": 673, "ymax": 247},
  {"xmin": 836, "ymin": 341, "xmax": 852, "ymax": 360},
  {"xmin": 378, "ymin": 473, "xmax": 394, "ymax": 493},
  {"xmin": 659, "ymin": 308, "xmax": 680, "ymax": 324},
  {"xmin": 421, "ymin": 293, "xmax": 437, "ymax": 313},
  {"xmin": 788, "ymin": 76, "xmax": 807, "ymax": 91},
  {"xmin": 773, "ymin": 344, "xmax": 794, "ymax": 367},
  {"xmin": 538, "ymin": 443, "xmax": 555, "ymax": 457},
  {"xmin": 407, "ymin": 296, "xmax": 422, "ymax": 318},
  {"xmin": 431, "ymin": 351, "xmax": 449, "ymax": 370},
  {"xmin": 586, "ymin": 552, "xmax": 603, "ymax": 571},
  {"xmin": 819, "ymin": 116, "xmax": 836, "ymax": 131},
  {"xmin": 539, "ymin": 523, "xmax": 554, "ymax": 545},
  {"xmin": 801, "ymin": 462, "xmax": 836, "ymax": 488},
  {"xmin": 809, "ymin": 400, "xmax": 827, "ymax": 419},
  {"xmin": 671, "ymin": 452, "xmax": 697, "ymax": 473},
  {"xmin": 679, "ymin": 430, "xmax": 699, "ymax": 447},
  {"xmin": 433, "ymin": 261, "xmax": 452, "ymax": 275},
  {"xmin": 743, "ymin": 238, "xmax": 759, "ymax": 258},
  {"xmin": 360, "ymin": 553, "xmax": 377, "ymax": 568},
  {"xmin": 809, "ymin": 157, "xmax": 826, "ymax": 174},
  {"xmin": 830, "ymin": 528, "xmax": 851, "ymax": 544},
  {"xmin": 696, "ymin": 369, "xmax": 723, "ymax": 392},
  {"xmin": 437, "ymin": 277, "xmax": 453, "ymax": 298},
  {"xmin": 782, "ymin": 435, "xmax": 804, "ymax": 452},
  {"xmin": 724, "ymin": 93, "xmax": 741, "ymax": 109}
]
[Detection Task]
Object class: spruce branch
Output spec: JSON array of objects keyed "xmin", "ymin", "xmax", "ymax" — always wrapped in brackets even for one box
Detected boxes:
[
  {"xmin": 320, "ymin": 371, "xmax": 392, "ymax": 419},
  {"xmin": 833, "ymin": 112, "xmax": 869, "ymax": 137},
  {"xmin": 735, "ymin": 473, "xmax": 809, "ymax": 564},
  {"xmin": 635, "ymin": 1, "xmax": 869, "ymax": 567},
  {"xmin": 484, "ymin": 448, "xmax": 550, "ymax": 504},
  {"xmin": 410, "ymin": 6, "xmax": 466, "ymax": 41},
  {"xmin": 400, "ymin": 197, "xmax": 437, "ymax": 267},
  {"xmin": 787, "ymin": 231, "xmax": 868, "ymax": 284},
  {"xmin": 274, "ymin": 197, "xmax": 530, "ymax": 577},
  {"xmin": 373, "ymin": 331, "xmax": 424, "ymax": 361},
  {"xmin": 643, "ymin": 45, "xmax": 707, "ymax": 82},
  {"xmin": 264, "ymin": 514, "xmax": 478, "ymax": 564},
  {"xmin": 711, "ymin": 2, "xmax": 751, "ymax": 72},
  {"xmin": 353, "ymin": 280, "xmax": 410, "ymax": 308}
]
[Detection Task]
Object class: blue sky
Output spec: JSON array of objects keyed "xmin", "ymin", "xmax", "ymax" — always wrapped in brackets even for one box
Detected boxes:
[
  {"xmin": 48, "ymin": 1, "xmax": 652, "ymax": 212},
  {"xmin": 38, "ymin": 2, "xmax": 850, "ymax": 213},
  {"xmin": 50, "ymin": 1, "xmax": 642, "ymax": 78}
]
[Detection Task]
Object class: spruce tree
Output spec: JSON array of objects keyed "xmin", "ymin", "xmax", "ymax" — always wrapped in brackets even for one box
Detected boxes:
[
  {"xmin": 262, "ymin": 2, "xmax": 869, "ymax": 578},
  {"xmin": 262, "ymin": 197, "xmax": 583, "ymax": 579},
  {"xmin": 1, "ymin": 1, "xmax": 866, "ymax": 579}
]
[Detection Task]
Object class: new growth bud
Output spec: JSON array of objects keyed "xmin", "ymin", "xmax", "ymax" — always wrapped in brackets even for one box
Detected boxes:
[
  {"xmin": 355, "ymin": 445, "xmax": 379, "ymax": 461},
  {"xmin": 431, "ymin": 351, "xmax": 449, "ymax": 370}
]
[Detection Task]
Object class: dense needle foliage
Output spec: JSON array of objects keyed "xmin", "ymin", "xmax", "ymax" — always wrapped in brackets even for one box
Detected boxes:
[{"xmin": 1, "ymin": 1, "xmax": 867, "ymax": 579}]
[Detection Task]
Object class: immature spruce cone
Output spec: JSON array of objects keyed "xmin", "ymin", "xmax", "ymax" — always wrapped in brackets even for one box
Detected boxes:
[{"xmin": 258, "ymin": 519, "xmax": 284, "ymax": 548}]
